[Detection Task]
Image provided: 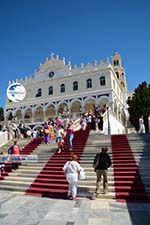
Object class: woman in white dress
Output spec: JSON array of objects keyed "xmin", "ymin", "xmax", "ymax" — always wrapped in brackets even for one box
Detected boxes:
[{"xmin": 63, "ymin": 154, "xmax": 82, "ymax": 200}]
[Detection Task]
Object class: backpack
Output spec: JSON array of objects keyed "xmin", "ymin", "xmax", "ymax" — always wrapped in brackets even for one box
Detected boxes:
[{"xmin": 8, "ymin": 145, "xmax": 14, "ymax": 155}]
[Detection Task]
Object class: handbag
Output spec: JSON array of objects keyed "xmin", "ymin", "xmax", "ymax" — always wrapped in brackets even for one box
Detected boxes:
[
  {"xmin": 93, "ymin": 154, "xmax": 99, "ymax": 169},
  {"xmin": 79, "ymin": 168, "xmax": 86, "ymax": 180}
]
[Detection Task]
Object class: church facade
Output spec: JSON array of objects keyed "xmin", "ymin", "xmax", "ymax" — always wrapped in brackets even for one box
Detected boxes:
[{"xmin": 5, "ymin": 52, "xmax": 128, "ymax": 133}]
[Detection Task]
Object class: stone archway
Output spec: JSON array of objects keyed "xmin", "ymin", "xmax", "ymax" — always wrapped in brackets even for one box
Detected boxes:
[
  {"xmin": 24, "ymin": 108, "xmax": 33, "ymax": 123},
  {"xmin": 99, "ymin": 96, "xmax": 109, "ymax": 107},
  {"xmin": 70, "ymin": 100, "xmax": 81, "ymax": 113},
  {"xmin": 84, "ymin": 98, "xmax": 96, "ymax": 113},
  {"xmin": 58, "ymin": 102, "xmax": 68, "ymax": 116},
  {"xmin": 45, "ymin": 104, "xmax": 56, "ymax": 120},
  {"xmin": 15, "ymin": 109, "xmax": 23, "ymax": 121},
  {"xmin": 34, "ymin": 106, "xmax": 44, "ymax": 123},
  {"xmin": 6, "ymin": 111, "xmax": 13, "ymax": 122}
]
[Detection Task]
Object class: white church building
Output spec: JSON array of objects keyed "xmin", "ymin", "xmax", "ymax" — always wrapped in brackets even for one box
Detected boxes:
[{"xmin": 5, "ymin": 52, "xmax": 128, "ymax": 134}]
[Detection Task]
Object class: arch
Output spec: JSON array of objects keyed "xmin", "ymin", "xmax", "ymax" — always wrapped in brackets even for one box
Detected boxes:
[
  {"xmin": 57, "ymin": 102, "xmax": 68, "ymax": 116},
  {"xmin": 6, "ymin": 110, "xmax": 14, "ymax": 121},
  {"xmin": 70, "ymin": 100, "xmax": 81, "ymax": 113},
  {"xmin": 34, "ymin": 106, "xmax": 44, "ymax": 123},
  {"xmin": 32, "ymin": 124, "xmax": 43, "ymax": 131},
  {"xmin": 99, "ymin": 96, "xmax": 109, "ymax": 107},
  {"xmin": 84, "ymin": 97, "xmax": 96, "ymax": 113},
  {"xmin": 24, "ymin": 107, "xmax": 33, "ymax": 123},
  {"xmin": 34, "ymin": 104, "xmax": 44, "ymax": 112},
  {"xmin": 15, "ymin": 109, "xmax": 23, "ymax": 121},
  {"xmin": 45, "ymin": 104, "xmax": 56, "ymax": 119}
]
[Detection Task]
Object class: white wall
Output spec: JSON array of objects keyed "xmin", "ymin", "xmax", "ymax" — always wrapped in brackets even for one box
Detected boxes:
[
  {"xmin": 0, "ymin": 131, "xmax": 8, "ymax": 147},
  {"xmin": 103, "ymin": 112, "xmax": 125, "ymax": 135}
]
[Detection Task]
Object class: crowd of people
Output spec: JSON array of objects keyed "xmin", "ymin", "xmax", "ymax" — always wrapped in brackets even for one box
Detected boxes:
[
  {"xmin": 1, "ymin": 105, "xmax": 112, "ymax": 200},
  {"xmin": 2, "ymin": 106, "xmax": 150, "ymax": 201}
]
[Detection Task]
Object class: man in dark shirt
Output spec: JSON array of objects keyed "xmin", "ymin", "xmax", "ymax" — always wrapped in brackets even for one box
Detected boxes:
[{"xmin": 93, "ymin": 146, "xmax": 111, "ymax": 197}]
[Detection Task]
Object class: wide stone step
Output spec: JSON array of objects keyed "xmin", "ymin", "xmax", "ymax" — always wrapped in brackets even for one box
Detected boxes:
[
  {"xmin": 0, "ymin": 180, "xmax": 31, "ymax": 187},
  {"xmin": 4, "ymin": 176, "xmax": 34, "ymax": 182},
  {"xmin": 78, "ymin": 184, "xmax": 115, "ymax": 192},
  {"xmin": 9, "ymin": 173, "xmax": 39, "ymax": 178},
  {"xmin": 20, "ymin": 163, "xmax": 46, "ymax": 167},
  {"xmin": 19, "ymin": 165, "xmax": 44, "ymax": 170},
  {"xmin": 17, "ymin": 168, "xmax": 42, "ymax": 172},
  {"xmin": 0, "ymin": 184, "xmax": 26, "ymax": 192},
  {"xmin": 78, "ymin": 190, "xmax": 115, "ymax": 199}
]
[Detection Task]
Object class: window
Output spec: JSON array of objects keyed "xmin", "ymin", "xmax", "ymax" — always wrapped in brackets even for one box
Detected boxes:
[
  {"xmin": 100, "ymin": 76, "xmax": 106, "ymax": 86},
  {"xmin": 116, "ymin": 71, "xmax": 119, "ymax": 79},
  {"xmin": 49, "ymin": 86, "xmax": 53, "ymax": 95},
  {"xmin": 114, "ymin": 60, "xmax": 119, "ymax": 67},
  {"xmin": 87, "ymin": 79, "xmax": 92, "ymax": 88},
  {"xmin": 60, "ymin": 84, "xmax": 65, "ymax": 93},
  {"xmin": 36, "ymin": 88, "xmax": 42, "ymax": 97},
  {"xmin": 73, "ymin": 81, "xmax": 78, "ymax": 91}
]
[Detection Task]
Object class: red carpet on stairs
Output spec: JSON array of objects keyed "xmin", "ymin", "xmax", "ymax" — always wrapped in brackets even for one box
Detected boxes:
[
  {"xmin": 25, "ymin": 129, "xmax": 89, "ymax": 199},
  {"xmin": 111, "ymin": 134, "xmax": 149, "ymax": 202},
  {"xmin": 0, "ymin": 138, "xmax": 42, "ymax": 179},
  {"xmin": 20, "ymin": 138, "xmax": 42, "ymax": 155}
]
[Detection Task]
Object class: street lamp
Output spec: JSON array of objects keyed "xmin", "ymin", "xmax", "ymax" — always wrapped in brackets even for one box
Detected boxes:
[{"xmin": 107, "ymin": 101, "xmax": 113, "ymax": 135}]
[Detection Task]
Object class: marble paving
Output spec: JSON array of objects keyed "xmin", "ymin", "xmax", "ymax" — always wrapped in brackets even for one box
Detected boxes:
[{"xmin": 0, "ymin": 190, "xmax": 150, "ymax": 225}]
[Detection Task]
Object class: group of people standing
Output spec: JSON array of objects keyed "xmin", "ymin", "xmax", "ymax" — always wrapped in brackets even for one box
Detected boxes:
[{"xmin": 43, "ymin": 117, "xmax": 75, "ymax": 153}]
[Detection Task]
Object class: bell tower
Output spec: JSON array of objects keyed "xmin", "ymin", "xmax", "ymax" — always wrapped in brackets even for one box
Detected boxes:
[{"xmin": 112, "ymin": 51, "xmax": 127, "ymax": 91}]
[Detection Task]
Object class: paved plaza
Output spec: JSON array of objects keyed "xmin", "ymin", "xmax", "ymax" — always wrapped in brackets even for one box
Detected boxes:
[{"xmin": 0, "ymin": 191, "xmax": 150, "ymax": 225}]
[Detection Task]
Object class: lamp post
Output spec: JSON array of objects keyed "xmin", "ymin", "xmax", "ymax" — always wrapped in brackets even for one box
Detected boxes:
[
  {"xmin": 107, "ymin": 106, "xmax": 111, "ymax": 135},
  {"xmin": 106, "ymin": 101, "xmax": 113, "ymax": 135}
]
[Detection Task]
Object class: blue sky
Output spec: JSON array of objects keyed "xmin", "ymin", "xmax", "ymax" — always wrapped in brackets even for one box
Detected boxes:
[{"xmin": 0, "ymin": 0, "xmax": 150, "ymax": 108}]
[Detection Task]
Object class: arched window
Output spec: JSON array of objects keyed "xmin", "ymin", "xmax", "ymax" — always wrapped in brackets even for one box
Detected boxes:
[
  {"xmin": 87, "ymin": 79, "xmax": 92, "ymax": 88},
  {"xmin": 100, "ymin": 76, "xmax": 106, "ymax": 86},
  {"xmin": 114, "ymin": 60, "xmax": 119, "ymax": 67},
  {"xmin": 49, "ymin": 86, "xmax": 53, "ymax": 95},
  {"xmin": 116, "ymin": 71, "xmax": 119, "ymax": 79},
  {"xmin": 60, "ymin": 84, "xmax": 65, "ymax": 93},
  {"xmin": 36, "ymin": 88, "xmax": 42, "ymax": 97},
  {"xmin": 73, "ymin": 81, "xmax": 78, "ymax": 91}
]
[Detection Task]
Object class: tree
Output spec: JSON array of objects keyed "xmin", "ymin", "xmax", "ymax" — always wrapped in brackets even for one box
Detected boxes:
[
  {"xmin": 127, "ymin": 81, "xmax": 150, "ymax": 132},
  {"xmin": 0, "ymin": 107, "xmax": 4, "ymax": 121}
]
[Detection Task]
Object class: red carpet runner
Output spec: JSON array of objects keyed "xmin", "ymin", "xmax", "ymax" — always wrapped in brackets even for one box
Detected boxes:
[
  {"xmin": 25, "ymin": 129, "xmax": 89, "ymax": 199},
  {"xmin": 111, "ymin": 134, "xmax": 149, "ymax": 202}
]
